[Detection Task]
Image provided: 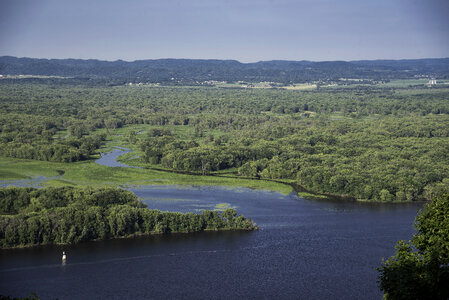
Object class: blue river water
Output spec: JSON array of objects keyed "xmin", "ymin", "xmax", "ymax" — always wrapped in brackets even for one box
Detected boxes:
[
  {"xmin": 95, "ymin": 146, "xmax": 138, "ymax": 168},
  {"xmin": 0, "ymin": 185, "xmax": 421, "ymax": 299},
  {"xmin": 0, "ymin": 149, "xmax": 422, "ymax": 299}
]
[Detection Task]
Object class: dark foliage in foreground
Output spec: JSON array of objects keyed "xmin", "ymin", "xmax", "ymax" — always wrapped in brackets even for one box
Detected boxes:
[
  {"xmin": 0, "ymin": 293, "xmax": 39, "ymax": 300},
  {"xmin": 0, "ymin": 187, "xmax": 256, "ymax": 248},
  {"xmin": 378, "ymin": 193, "xmax": 449, "ymax": 299}
]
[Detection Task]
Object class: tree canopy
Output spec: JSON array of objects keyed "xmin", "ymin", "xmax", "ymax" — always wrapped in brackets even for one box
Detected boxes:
[
  {"xmin": 1, "ymin": 56, "xmax": 448, "ymax": 84},
  {"xmin": 1, "ymin": 81, "xmax": 449, "ymax": 201},
  {"xmin": 0, "ymin": 187, "xmax": 257, "ymax": 248},
  {"xmin": 378, "ymin": 193, "xmax": 449, "ymax": 299}
]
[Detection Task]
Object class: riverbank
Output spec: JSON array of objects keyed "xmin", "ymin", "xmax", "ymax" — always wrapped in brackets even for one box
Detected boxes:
[
  {"xmin": 112, "ymin": 143, "xmax": 423, "ymax": 204},
  {"xmin": 1, "ymin": 151, "xmax": 427, "ymax": 203},
  {"xmin": 0, "ymin": 137, "xmax": 430, "ymax": 203}
]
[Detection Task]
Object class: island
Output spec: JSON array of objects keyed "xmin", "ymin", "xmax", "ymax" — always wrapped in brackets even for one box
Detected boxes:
[{"xmin": 0, "ymin": 186, "xmax": 257, "ymax": 249}]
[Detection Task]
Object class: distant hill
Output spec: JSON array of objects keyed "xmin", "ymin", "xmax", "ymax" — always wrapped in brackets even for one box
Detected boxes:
[{"xmin": 1, "ymin": 56, "xmax": 448, "ymax": 84}]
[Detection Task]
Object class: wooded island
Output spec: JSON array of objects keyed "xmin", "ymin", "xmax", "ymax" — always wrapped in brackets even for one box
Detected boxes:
[{"xmin": 0, "ymin": 186, "xmax": 256, "ymax": 248}]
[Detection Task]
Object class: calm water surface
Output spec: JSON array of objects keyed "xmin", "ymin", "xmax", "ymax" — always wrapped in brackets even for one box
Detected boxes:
[
  {"xmin": 95, "ymin": 146, "xmax": 138, "ymax": 168},
  {"xmin": 0, "ymin": 185, "xmax": 421, "ymax": 299},
  {"xmin": 0, "ymin": 176, "xmax": 62, "ymax": 188}
]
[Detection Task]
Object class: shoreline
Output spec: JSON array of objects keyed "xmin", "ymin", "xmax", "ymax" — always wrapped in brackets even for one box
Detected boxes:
[
  {"xmin": 0, "ymin": 144, "xmax": 429, "ymax": 204},
  {"xmin": 0, "ymin": 226, "xmax": 259, "ymax": 251}
]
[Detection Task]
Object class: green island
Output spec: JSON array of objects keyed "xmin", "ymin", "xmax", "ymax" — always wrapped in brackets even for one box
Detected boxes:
[{"xmin": 0, "ymin": 186, "xmax": 256, "ymax": 248}]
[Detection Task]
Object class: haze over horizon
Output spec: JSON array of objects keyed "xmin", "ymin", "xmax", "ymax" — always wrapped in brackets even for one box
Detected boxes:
[
  {"xmin": 2, "ymin": 55, "xmax": 449, "ymax": 65},
  {"xmin": 1, "ymin": 0, "xmax": 448, "ymax": 63}
]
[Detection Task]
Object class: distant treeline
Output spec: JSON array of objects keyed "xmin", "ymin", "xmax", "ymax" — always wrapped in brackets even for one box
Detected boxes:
[
  {"xmin": 1, "ymin": 56, "xmax": 448, "ymax": 83},
  {"xmin": 0, "ymin": 187, "xmax": 256, "ymax": 248}
]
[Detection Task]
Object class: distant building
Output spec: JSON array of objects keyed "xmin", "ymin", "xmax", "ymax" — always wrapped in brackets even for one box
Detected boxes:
[{"xmin": 429, "ymin": 79, "xmax": 437, "ymax": 85}]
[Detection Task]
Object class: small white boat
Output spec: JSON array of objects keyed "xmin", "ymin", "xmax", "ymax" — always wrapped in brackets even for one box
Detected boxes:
[{"xmin": 62, "ymin": 251, "xmax": 67, "ymax": 261}]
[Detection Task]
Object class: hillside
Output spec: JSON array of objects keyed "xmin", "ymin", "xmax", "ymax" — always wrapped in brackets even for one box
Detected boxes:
[{"xmin": 1, "ymin": 56, "xmax": 448, "ymax": 84}]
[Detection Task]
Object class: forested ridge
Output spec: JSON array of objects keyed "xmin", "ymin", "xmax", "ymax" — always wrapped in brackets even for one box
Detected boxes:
[
  {"xmin": 1, "ymin": 82, "xmax": 449, "ymax": 202},
  {"xmin": 0, "ymin": 186, "xmax": 256, "ymax": 248},
  {"xmin": 1, "ymin": 56, "xmax": 449, "ymax": 84}
]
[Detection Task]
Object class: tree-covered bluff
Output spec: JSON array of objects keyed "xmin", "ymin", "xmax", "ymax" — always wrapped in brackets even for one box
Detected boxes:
[
  {"xmin": 1, "ymin": 56, "xmax": 449, "ymax": 84},
  {"xmin": 0, "ymin": 187, "xmax": 257, "ymax": 249}
]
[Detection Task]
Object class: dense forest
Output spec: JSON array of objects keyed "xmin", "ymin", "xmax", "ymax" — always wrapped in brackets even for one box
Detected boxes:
[
  {"xmin": 0, "ymin": 186, "xmax": 256, "ymax": 248},
  {"xmin": 0, "ymin": 81, "xmax": 449, "ymax": 202},
  {"xmin": 1, "ymin": 56, "xmax": 449, "ymax": 84}
]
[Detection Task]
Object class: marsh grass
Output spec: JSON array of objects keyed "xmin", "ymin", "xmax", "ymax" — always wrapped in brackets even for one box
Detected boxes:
[
  {"xmin": 0, "ymin": 156, "xmax": 293, "ymax": 194},
  {"xmin": 0, "ymin": 123, "xmax": 294, "ymax": 194}
]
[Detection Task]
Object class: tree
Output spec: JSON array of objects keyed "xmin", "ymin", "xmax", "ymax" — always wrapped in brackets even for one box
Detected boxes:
[{"xmin": 377, "ymin": 193, "xmax": 449, "ymax": 299}]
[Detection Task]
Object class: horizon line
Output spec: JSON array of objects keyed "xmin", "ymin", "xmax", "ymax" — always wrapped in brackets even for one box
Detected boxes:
[{"xmin": 1, "ymin": 55, "xmax": 449, "ymax": 64}]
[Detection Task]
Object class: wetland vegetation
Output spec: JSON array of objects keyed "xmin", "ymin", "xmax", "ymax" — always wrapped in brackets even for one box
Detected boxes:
[{"xmin": 1, "ymin": 78, "xmax": 449, "ymax": 202}]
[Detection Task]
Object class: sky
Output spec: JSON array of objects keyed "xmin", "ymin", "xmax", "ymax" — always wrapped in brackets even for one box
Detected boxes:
[{"xmin": 0, "ymin": 0, "xmax": 448, "ymax": 62}]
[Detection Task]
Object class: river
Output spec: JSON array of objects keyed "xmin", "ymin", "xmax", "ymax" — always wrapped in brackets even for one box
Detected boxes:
[
  {"xmin": 0, "ymin": 148, "xmax": 422, "ymax": 299},
  {"xmin": 95, "ymin": 146, "xmax": 138, "ymax": 168}
]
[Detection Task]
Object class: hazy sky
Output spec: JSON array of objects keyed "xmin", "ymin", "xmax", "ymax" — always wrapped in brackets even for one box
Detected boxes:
[{"xmin": 0, "ymin": 0, "xmax": 448, "ymax": 62}]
